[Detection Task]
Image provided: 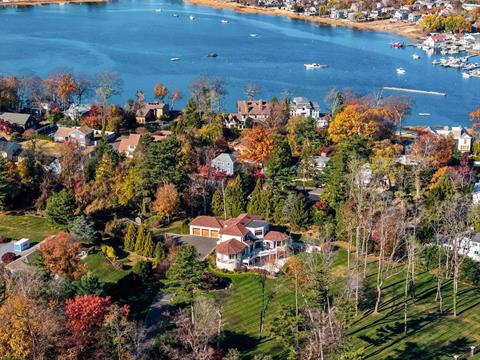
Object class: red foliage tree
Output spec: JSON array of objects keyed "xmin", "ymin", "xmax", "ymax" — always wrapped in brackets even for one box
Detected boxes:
[
  {"xmin": 1, "ymin": 252, "xmax": 16, "ymax": 263},
  {"xmin": 65, "ymin": 295, "xmax": 112, "ymax": 345},
  {"xmin": 0, "ymin": 119, "xmax": 14, "ymax": 134}
]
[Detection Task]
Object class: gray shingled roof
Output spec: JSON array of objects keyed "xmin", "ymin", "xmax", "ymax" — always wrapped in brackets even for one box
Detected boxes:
[{"xmin": 0, "ymin": 112, "xmax": 32, "ymax": 127}]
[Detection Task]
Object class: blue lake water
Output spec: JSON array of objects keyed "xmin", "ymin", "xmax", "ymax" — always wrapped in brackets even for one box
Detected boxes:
[{"xmin": 0, "ymin": 0, "xmax": 479, "ymax": 125}]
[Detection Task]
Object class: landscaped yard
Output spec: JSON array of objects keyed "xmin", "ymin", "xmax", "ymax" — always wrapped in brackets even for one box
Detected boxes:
[
  {"xmin": 0, "ymin": 214, "xmax": 58, "ymax": 243},
  {"xmin": 216, "ymin": 248, "xmax": 480, "ymax": 359},
  {"xmin": 82, "ymin": 252, "xmax": 130, "ymax": 284}
]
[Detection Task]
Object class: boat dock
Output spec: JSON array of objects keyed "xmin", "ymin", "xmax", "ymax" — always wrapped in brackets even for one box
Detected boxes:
[{"xmin": 383, "ymin": 87, "xmax": 446, "ymax": 97}]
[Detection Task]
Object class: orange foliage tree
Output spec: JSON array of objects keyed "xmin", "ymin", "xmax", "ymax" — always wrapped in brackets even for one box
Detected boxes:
[
  {"xmin": 57, "ymin": 73, "xmax": 78, "ymax": 108},
  {"xmin": 39, "ymin": 232, "xmax": 86, "ymax": 280},
  {"xmin": 411, "ymin": 133, "xmax": 454, "ymax": 169},
  {"xmin": 238, "ymin": 127, "xmax": 275, "ymax": 165},
  {"xmin": 154, "ymin": 83, "xmax": 169, "ymax": 102},
  {"xmin": 153, "ymin": 182, "xmax": 180, "ymax": 223},
  {"xmin": 327, "ymin": 104, "xmax": 394, "ymax": 143},
  {"xmin": 470, "ymin": 108, "xmax": 480, "ymax": 133}
]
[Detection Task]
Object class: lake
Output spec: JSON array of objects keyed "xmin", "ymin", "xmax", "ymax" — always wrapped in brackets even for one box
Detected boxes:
[{"xmin": 0, "ymin": 0, "xmax": 479, "ymax": 125}]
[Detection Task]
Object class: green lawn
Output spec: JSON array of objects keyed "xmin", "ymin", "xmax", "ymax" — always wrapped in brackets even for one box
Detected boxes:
[
  {"xmin": 83, "ymin": 252, "xmax": 130, "ymax": 284},
  {"xmin": 215, "ymin": 271, "xmax": 295, "ymax": 358},
  {"xmin": 0, "ymin": 214, "xmax": 58, "ymax": 243},
  {"xmin": 217, "ymin": 248, "xmax": 480, "ymax": 359}
]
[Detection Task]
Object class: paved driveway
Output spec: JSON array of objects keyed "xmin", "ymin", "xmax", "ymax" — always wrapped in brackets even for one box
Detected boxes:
[{"xmin": 167, "ymin": 234, "xmax": 217, "ymax": 260}]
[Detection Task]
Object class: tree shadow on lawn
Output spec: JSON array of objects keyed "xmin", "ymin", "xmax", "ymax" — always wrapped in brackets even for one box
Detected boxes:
[
  {"xmin": 384, "ymin": 337, "xmax": 473, "ymax": 360},
  {"xmin": 221, "ymin": 330, "xmax": 263, "ymax": 354}
]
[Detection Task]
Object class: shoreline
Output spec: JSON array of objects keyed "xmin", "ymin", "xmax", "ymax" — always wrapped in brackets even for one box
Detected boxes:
[
  {"xmin": 184, "ymin": 0, "xmax": 425, "ymax": 41},
  {"xmin": 0, "ymin": 0, "xmax": 106, "ymax": 7}
]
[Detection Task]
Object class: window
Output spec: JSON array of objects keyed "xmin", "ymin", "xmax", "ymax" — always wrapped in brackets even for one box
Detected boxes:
[
  {"xmin": 229, "ymin": 254, "xmax": 237, "ymax": 260},
  {"xmin": 255, "ymin": 229, "xmax": 263, "ymax": 236}
]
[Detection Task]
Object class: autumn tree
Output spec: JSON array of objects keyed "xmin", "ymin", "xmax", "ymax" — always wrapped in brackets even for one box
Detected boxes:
[
  {"xmin": 169, "ymin": 88, "xmax": 183, "ymax": 110},
  {"xmin": 0, "ymin": 156, "xmax": 8, "ymax": 210},
  {"xmin": 65, "ymin": 295, "xmax": 112, "ymax": 346},
  {"xmin": 153, "ymin": 183, "xmax": 179, "ymax": 224},
  {"xmin": 57, "ymin": 73, "xmax": 78, "ymax": 109},
  {"xmin": 154, "ymin": 82, "xmax": 169, "ymax": 102},
  {"xmin": 39, "ymin": 232, "xmax": 85, "ymax": 279},
  {"xmin": 411, "ymin": 133, "xmax": 454, "ymax": 169},
  {"xmin": 469, "ymin": 108, "xmax": 480, "ymax": 134},
  {"xmin": 238, "ymin": 127, "xmax": 275, "ymax": 165}
]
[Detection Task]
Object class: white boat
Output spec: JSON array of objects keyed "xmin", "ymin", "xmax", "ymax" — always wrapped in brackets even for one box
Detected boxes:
[
  {"xmin": 155, "ymin": 8, "xmax": 161, "ymax": 12},
  {"xmin": 432, "ymin": 60, "xmax": 441, "ymax": 65},
  {"xmin": 418, "ymin": 113, "xmax": 431, "ymax": 116},
  {"xmin": 412, "ymin": 54, "xmax": 420, "ymax": 60},
  {"xmin": 462, "ymin": 72, "xmax": 471, "ymax": 78},
  {"xmin": 249, "ymin": 33, "xmax": 258, "ymax": 37},
  {"xmin": 304, "ymin": 63, "xmax": 328, "ymax": 69},
  {"xmin": 170, "ymin": 57, "xmax": 181, "ymax": 61},
  {"xmin": 189, "ymin": 15, "xmax": 195, "ymax": 20},
  {"xmin": 221, "ymin": 19, "xmax": 229, "ymax": 23},
  {"xmin": 173, "ymin": 13, "xmax": 179, "ymax": 17},
  {"xmin": 396, "ymin": 68, "xmax": 406, "ymax": 75}
]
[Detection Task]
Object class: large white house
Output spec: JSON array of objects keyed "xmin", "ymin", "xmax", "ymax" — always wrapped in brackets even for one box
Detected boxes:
[
  {"xmin": 423, "ymin": 126, "xmax": 473, "ymax": 153},
  {"xmin": 289, "ymin": 97, "xmax": 321, "ymax": 119},
  {"xmin": 189, "ymin": 213, "xmax": 291, "ymax": 272}
]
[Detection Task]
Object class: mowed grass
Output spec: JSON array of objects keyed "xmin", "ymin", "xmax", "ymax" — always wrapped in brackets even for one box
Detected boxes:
[
  {"xmin": 217, "ymin": 248, "xmax": 480, "ymax": 359},
  {"xmin": 0, "ymin": 214, "xmax": 58, "ymax": 243},
  {"xmin": 216, "ymin": 272, "xmax": 295, "ymax": 359},
  {"xmin": 83, "ymin": 252, "xmax": 130, "ymax": 284}
]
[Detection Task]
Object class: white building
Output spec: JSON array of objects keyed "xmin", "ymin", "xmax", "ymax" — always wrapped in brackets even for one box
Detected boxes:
[
  {"xmin": 473, "ymin": 182, "xmax": 480, "ymax": 205},
  {"xmin": 290, "ymin": 97, "xmax": 321, "ymax": 119},
  {"xmin": 424, "ymin": 126, "xmax": 472, "ymax": 153}
]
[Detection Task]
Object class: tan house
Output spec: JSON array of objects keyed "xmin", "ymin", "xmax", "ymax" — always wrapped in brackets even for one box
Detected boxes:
[
  {"xmin": 118, "ymin": 134, "xmax": 142, "ymax": 158},
  {"xmin": 135, "ymin": 103, "xmax": 169, "ymax": 124},
  {"xmin": 236, "ymin": 100, "xmax": 271, "ymax": 122},
  {"xmin": 54, "ymin": 126, "xmax": 94, "ymax": 147}
]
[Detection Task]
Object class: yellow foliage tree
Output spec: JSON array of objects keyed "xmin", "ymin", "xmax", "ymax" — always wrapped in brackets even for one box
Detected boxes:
[
  {"xmin": 153, "ymin": 182, "xmax": 180, "ymax": 223},
  {"xmin": 238, "ymin": 127, "xmax": 275, "ymax": 165}
]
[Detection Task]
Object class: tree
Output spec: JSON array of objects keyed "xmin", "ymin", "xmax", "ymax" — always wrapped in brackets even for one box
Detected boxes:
[
  {"xmin": 411, "ymin": 133, "xmax": 454, "ymax": 169},
  {"xmin": 419, "ymin": 14, "xmax": 445, "ymax": 32},
  {"xmin": 225, "ymin": 175, "xmax": 246, "ymax": 218},
  {"xmin": 57, "ymin": 73, "xmax": 78, "ymax": 109},
  {"xmin": 153, "ymin": 183, "xmax": 180, "ymax": 224},
  {"xmin": 46, "ymin": 189, "xmax": 76, "ymax": 227},
  {"xmin": 142, "ymin": 231, "xmax": 155, "ymax": 258},
  {"xmin": 39, "ymin": 232, "xmax": 85, "ymax": 279},
  {"xmin": 0, "ymin": 156, "xmax": 8, "ymax": 210},
  {"xmin": 154, "ymin": 241, "xmax": 168, "ymax": 262},
  {"xmin": 70, "ymin": 215, "xmax": 98, "ymax": 245},
  {"xmin": 65, "ymin": 295, "xmax": 112, "ymax": 346},
  {"xmin": 470, "ymin": 108, "xmax": 480, "ymax": 134},
  {"xmin": 247, "ymin": 179, "xmax": 265, "ymax": 216},
  {"xmin": 134, "ymin": 225, "xmax": 147, "ymax": 255},
  {"xmin": 284, "ymin": 192, "xmax": 309, "ymax": 231},
  {"xmin": 154, "ymin": 82, "xmax": 169, "ymax": 102},
  {"xmin": 165, "ymin": 245, "xmax": 206, "ymax": 305},
  {"xmin": 169, "ymin": 88, "xmax": 183, "ymax": 110},
  {"xmin": 72, "ymin": 272, "xmax": 103, "ymax": 296},
  {"xmin": 444, "ymin": 15, "xmax": 471, "ymax": 33},
  {"xmin": 210, "ymin": 189, "xmax": 224, "ymax": 217},
  {"xmin": 124, "ymin": 222, "xmax": 137, "ymax": 252},
  {"xmin": 99, "ymin": 304, "xmax": 137, "ymax": 359},
  {"xmin": 238, "ymin": 127, "xmax": 275, "ymax": 165},
  {"xmin": 268, "ymin": 305, "xmax": 307, "ymax": 359}
]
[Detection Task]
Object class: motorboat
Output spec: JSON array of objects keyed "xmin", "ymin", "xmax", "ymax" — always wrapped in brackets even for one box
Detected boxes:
[
  {"xmin": 189, "ymin": 15, "xmax": 195, "ymax": 20},
  {"xmin": 304, "ymin": 63, "xmax": 328, "ymax": 69},
  {"xmin": 173, "ymin": 13, "xmax": 179, "ymax": 17},
  {"xmin": 155, "ymin": 8, "xmax": 161, "ymax": 12},
  {"xmin": 221, "ymin": 19, "xmax": 229, "ymax": 23},
  {"xmin": 412, "ymin": 54, "xmax": 420, "ymax": 60},
  {"xmin": 418, "ymin": 113, "xmax": 431, "ymax": 116},
  {"xmin": 396, "ymin": 68, "xmax": 406, "ymax": 75},
  {"xmin": 249, "ymin": 33, "xmax": 258, "ymax": 37},
  {"xmin": 170, "ymin": 57, "xmax": 181, "ymax": 61},
  {"xmin": 462, "ymin": 72, "xmax": 471, "ymax": 78},
  {"xmin": 207, "ymin": 52, "xmax": 218, "ymax": 58},
  {"xmin": 391, "ymin": 42, "xmax": 405, "ymax": 48}
]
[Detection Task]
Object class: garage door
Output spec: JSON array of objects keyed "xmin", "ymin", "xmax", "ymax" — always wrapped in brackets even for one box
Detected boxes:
[
  {"xmin": 211, "ymin": 230, "xmax": 219, "ymax": 238},
  {"xmin": 201, "ymin": 229, "xmax": 209, "ymax": 237},
  {"xmin": 192, "ymin": 228, "xmax": 200, "ymax": 236}
]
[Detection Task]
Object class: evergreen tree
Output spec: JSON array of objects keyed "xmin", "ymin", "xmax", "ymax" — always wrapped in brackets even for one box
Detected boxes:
[
  {"xmin": 142, "ymin": 231, "xmax": 155, "ymax": 258},
  {"xmin": 165, "ymin": 245, "xmax": 206, "ymax": 306},
  {"xmin": 284, "ymin": 192, "xmax": 309, "ymax": 231},
  {"xmin": 225, "ymin": 175, "xmax": 246, "ymax": 218},
  {"xmin": 70, "ymin": 215, "xmax": 98, "ymax": 245},
  {"xmin": 154, "ymin": 241, "xmax": 167, "ymax": 262},
  {"xmin": 247, "ymin": 179, "xmax": 263, "ymax": 216},
  {"xmin": 134, "ymin": 225, "xmax": 146, "ymax": 254},
  {"xmin": 46, "ymin": 189, "xmax": 76, "ymax": 227},
  {"xmin": 124, "ymin": 222, "xmax": 137, "ymax": 252},
  {"xmin": 183, "ymin": 98, "xmax": 202, "ymax": 129},
  {"xmin": 265, "ymin": 135, "xmax": 295, "ymax": 197},
  {"xmin": 0, "ymin": 157, "xmax": 8, "ymax": 210},
  {"xmin": 210, "ymin": 189, "xmax": 224, "ymax": 218}
]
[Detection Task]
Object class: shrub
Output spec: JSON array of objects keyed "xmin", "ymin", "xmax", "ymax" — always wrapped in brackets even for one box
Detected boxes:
[
  {"xmin": 1, "ymin": 252, "xmax": 17, "ymax": 263},
  {"xmin": 100, "ymin": 245, "xmax": 116, "ymax": 260}
]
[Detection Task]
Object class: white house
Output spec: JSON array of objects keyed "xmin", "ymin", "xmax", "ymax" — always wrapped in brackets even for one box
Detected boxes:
[
  {"xmin": 211, "ymin": 153, "xmax": 236, "ymax": 176},
  {"xmin": 314, "ymin": 155, "xmax": 330, "ymax": 170},
  {"xmin": 424, "ymin": 34, "xmax": 446, "ymax": 49},
  {"xmin": 289, "ymin": 97, "xmax": 321, "ymax": 119},
  {"xmin": 473, "ymin": 182, "xmax": 480, "ymax": 205},
  {"xmin": 54, "ymin": 125, "xmax": 94, "ymax": 147},
  {"xmin": 189, "ymin": 214, "xmax": 291, "ymax": 272},
  {"xmin": 424, "ymin": 126, "xmax": 472, "ymax": 153}
]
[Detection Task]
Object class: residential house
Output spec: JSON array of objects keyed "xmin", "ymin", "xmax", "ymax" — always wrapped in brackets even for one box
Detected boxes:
[
  {"xmin": 223, "ymin": 114, "xmax": 244, "ymax": 129},
  {"xmin": 189, "ymin": 213, "xmax": 291, "ymax": 272},
  {"xmin": 211, "ymin": 153, "xmax": 236, "ymax": 175},
  {"xmin": 423, "ymin": 126, "xmax": 472, "ymax": 153},
  {"xmin": 0, "ymin": 112, "xmax": 36, "ymax": 130},
  {"xmin": 0, "ymin": 139, "xmax": 21, "ymax": 160},
  {"xmin": 54, "ymin": 126, "xmax": 94, "ymax": 147},
  {"xmin": 316, "ymin": 114, "xmax": 330, "ymax": 129},
  {"xmin": 314, "ymin": 155, "xmax": 330, "ymax": 170},
  {"xmin": 393, "ymin": 8, "xmax": 410, "ymax": 21},
  {"xmin": 424, "ymin": 34, "xmax": 446, "ymax": 49},
  {"xmin": 236, "ymin": 99, "xmax": 271, "ymax": 123},
  {"xmin": 118, "ymin": 133, "xmax": 142, "ymax": 158},
  {"xmin": 289, "ymin": 97, "xmax": 321, "ymax": 119},
  {"xmin": 135, "ymin": 102, "xmax": 169, "ymax": 124},
  {"xmin": 330, "ymin": 9, "xmax": 347, "ymax": 19},
  {"xmin": 64, "ymin": 104, "xmax": 91, "ymax": 121},
  {"xmin": 408, "ymin": 13, "xmax": 422, "ymax": 23}
]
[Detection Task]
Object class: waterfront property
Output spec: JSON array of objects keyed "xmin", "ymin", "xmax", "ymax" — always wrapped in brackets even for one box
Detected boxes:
[
  {"xmin": 289, "ymin": 96, "xmax": 321, "ymax": 119},
  {"xmin": 189, "ymin": 213, "xmax": 291, "ymax": 272},
  {"xmin": 118, "ymin": 133, "xmax": 142, "ymax": 158},
  {"xmin": 422, "ymin": 125, "xmax": 472, "ymax": 153},
  {"xmin": 135, "ymin": 102, "xmax": 169, "ymax": 124},
  {"xmin": 236, "ymin": 100, "xmax": 271, "ymax": 123}
]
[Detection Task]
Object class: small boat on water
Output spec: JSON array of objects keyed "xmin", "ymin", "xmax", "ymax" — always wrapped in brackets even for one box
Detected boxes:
[
  {"xmin": 189, "ymin": 15, "xmax": 195, "ymax": 20},
  {"xmin": 462, "ymin": 72, "xmax": 471, "ymax": 78},
  {"xmin": 170, "ymin": 57, "xmax": 181, "ymax": 61},
  {"xmin": 412, "ymin": 54, "xmax": 420, "ymax": 60},
  {"xmin": 155, "ymin": 8, "xmax": 161, "ymax": 12},
  {"xmin": 221, "ymin": 19, "xmax": 229, "ymax": 23},
  {"xmin": 418, "ymin": 113, "xmax": 431, "ymax": 116},
  {"xmin": 173, "ymin": 13, "xmax": 179, "ymax": 17},
  {"xmin": 396, "ymin": 67, "xmax": 406, "ymax": 75},
  {"xmin": 304, "ymin": 63, "xmax": 328, "ymax": 69},
  {"xmin": 249, "ymin": 33, "xmax": 258, "ymax": 37},
  {"xmin": 207, "ymin": 52, "xmax": 218, "ymax": 58},
  {"xmin": 391, "ymin": 42, "xmax": 405, "ymax": 48}
]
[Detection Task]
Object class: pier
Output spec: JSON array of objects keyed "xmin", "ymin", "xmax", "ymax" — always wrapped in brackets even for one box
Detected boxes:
[{"xmin": 383, "ymin": 87, "xmax": 446, "ymax": 96}]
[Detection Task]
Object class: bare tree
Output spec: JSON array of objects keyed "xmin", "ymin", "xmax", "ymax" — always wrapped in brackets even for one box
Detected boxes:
[
  {"xmin": 75, "ymin": 73, "xmax": 93, "ymax": 105},
  {"xmin": 244, "ymin": 82, "xmax": 261, "ymax": 100}
]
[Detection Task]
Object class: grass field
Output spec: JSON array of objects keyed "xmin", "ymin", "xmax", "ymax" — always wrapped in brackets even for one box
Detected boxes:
[
  {"xmin": 0, "ymin": 214, "xmax": 58, "ymax": 243},
  {"xmin": 83, "ymin": 252, "xmax": 130, "ymax": 284},
  {"xmin": 217, "ymin": 248, "xmax": 480, "ymax": 359}
]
